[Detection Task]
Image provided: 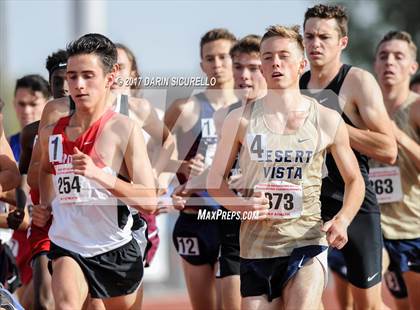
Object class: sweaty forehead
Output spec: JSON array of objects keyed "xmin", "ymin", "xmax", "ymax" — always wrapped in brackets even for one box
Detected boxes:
[
  {"xmin": 261, "ymin": 37, "xmax": 295, "ymax": 53},
  {"xmin": 304, "ymin": 17, "xmax": 340, "ymax": 35},
  {"xmin": 378, "ymin": 40, "xmax": 411, "ymax": 54},
  {"xmin": 202, "ymin": 39, "xmax": 233, "ymax": 57},
  {"xmin": 67, "ymin": 54, "xmax": 103, "ymax": 72},
  {"xmin": 15, "ymin": 88, "xmax": 44, "ymax": 102},
  {"xmin": 233, "ymin": 53, "xmax": 261, "ymax": 65}
]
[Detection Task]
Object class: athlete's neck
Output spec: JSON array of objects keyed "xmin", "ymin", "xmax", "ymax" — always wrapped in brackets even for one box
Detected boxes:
[
  {"xmin": 264, "ymin": 87, "xmax": 303, "ymax": 112},
  {"xmin": 205, "ymin": 80, "xmax": 237, "ymax": 110},
  {"xmin": 72, "ymin": 94, "xmax": 111, "ymax": 130},
  {"xmin": 309, "ymin": 60, "xmax": 343, "ymax": 89},
  {"xmin": 381, "ymin": 81, "xmax": 411, "ymax": 116}
]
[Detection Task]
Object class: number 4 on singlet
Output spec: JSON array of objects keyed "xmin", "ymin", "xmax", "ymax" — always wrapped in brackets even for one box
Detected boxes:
[
  {"xmin": 49, "ymin": 134, "xmax": 63, "ymax": 162},
  {"xmin": 247, "ymin": 134, "xmax": 267, "ymax": 161}
]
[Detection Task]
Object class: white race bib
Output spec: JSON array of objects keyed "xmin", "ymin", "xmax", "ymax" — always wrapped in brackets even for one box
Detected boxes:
[
  {"xmin": 369, "ymin": 167, "xmax": 403, "ymax": 204},
  {"xmin": 176, "ymin": 237, "xmax": 199, "ymax": 256},
  {"xmin": 204, "ymin": 143, "xmax": 217, "ymax": 167},
  {"xmin": 53, "ymin": 163, "xmax": 91, "ymax": 205},
  {"xmin": 49, "ymin": 134, "xmax": 63, "ymax": 162},
  {"xmin": 201, "ymin": 118, "xmax": 217, "ymax": 138},
  {"xmin": 254, "ymin": 180, "xmax": 303, "ymax": 219}
]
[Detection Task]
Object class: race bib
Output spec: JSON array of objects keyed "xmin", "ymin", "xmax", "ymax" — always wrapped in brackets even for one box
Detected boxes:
[
  {"xmin": 0, "ymin": 201, "xmax": 8, "ymax": 213},
  {"xmin": 254, "ymin": 180, "xmax": 303, "ymax": 219},
  {"xmin": 204, "ymin": 143, "xmax": 217, "ymax": 167},
  {"xmin": 49, "ymin": 134, "xmax": 63, "ymax": 162},
  {"xmin": 201, "ymin": 118, "xmax": 217, "ymax": 138},
  {"xmin": 369, "ymin": 167, "xmax": 403, "ymax": 203},
  {"xmin": 53, "ymin": 163, "xmax": 91, "ymax": 205},
  {"xmin": 176, "ymin": 237, "xmax": 199, "ymax": 256}
]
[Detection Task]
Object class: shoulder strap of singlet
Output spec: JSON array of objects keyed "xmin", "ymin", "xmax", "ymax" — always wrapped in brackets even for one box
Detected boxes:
[
  {"xmin": 301, "ymin": 65, "xmax": 355, "ymax": 126},
  {"xmin": 299, "ymin": 70, "xmax": 311, "ymax": 89},
  {"xmin": 196, "ymin": 92, "xmax": 215, "ymax": 118},
  {"xmin": 120, "ymin": 94, "xmax": 129, "ymax": 116},
  {"xmin": 325, "ymin": 64, "xmax": 352, "ymax": 93},
  {"xmin": 228, "ymin": 100, "xmax": 243, "ymax": 114},
  {"xmin": 330, "ymin": 65, "xmax": 354, "ymax": 126},
  {"xmin": 52, "ymin": 115, "xmax": 71, "ymax": 135},
  {"xmin": 299, "ymin": 65, "xmax": 353, "ymax": 92}
]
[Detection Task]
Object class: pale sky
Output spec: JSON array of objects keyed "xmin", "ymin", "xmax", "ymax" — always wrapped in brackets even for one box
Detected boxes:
[
  {"xmin": 5, "ymin": 0, "xmax": 313, "ymax": 78},
  {"xmin": 2, "ymin": 0, "xmax": 315, "ymax": 133}
]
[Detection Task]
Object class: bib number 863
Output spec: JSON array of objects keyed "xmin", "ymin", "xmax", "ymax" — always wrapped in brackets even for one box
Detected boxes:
[
  {"xmin": 264, "ymin": 192, "xmax": 294, "ymax": 210},
  {"xmin": 370, "ymin": 178, "xmax": 393, "ymax": 195}
]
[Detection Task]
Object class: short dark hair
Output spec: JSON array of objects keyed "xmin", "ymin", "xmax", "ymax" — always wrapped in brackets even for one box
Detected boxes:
[
  {"xmin": 14, "ymin": 74, "xmax": 50, "ymax": 99},
  {"xmin": 0, "ymin": 97, "xmax": 5, "ymax": 113},
  {"xmin": 376, "ymin": 30, "xmax": 417, "ymax": 59},
  {"xmin": 304, "ymin": 4, "xmax": 348, "ymax": 37},
  {"xmin": 45, "ymin": 49, "xmax": 68, "ymax": 80},
  {"xmin": 410, "ymin": 73, "xmax": 420, "ymax": 88},
  {"xmin": 230, "ymin": 35, "xmax": 261, "ymax": 58},
  {"xmin": 66, "ymin": 33, "xmax": 117, "ymax": 73},
  {"xmin": 200, "ymin": 28, "xmax": 236, "ymax": 58}
]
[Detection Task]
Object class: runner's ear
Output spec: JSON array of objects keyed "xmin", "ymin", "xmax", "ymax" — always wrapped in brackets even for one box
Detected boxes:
[{"xmin": 105, "ymin": 65, "xmax": 118, "ymax": 88}]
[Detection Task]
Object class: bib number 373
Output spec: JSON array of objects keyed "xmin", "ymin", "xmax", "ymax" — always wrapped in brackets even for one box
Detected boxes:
[{"xmin": 254, "ymin": 181, "xmax": 303, "ymax": 219}]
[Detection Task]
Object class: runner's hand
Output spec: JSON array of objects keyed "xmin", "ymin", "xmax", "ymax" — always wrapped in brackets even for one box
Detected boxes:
[
  {"xmin": 6, "ymin": 209, "xmax": 25, "ymax": 230},
  {"xmin": 171, "ymin": 184, "xmax": 188, "ymax": 210},
  {"xmin": 154, "ymin": 198, "xmax": 174, "ymax": 215},
  {"xmin": 188, "ymin": 154, "xmax": 205, "ymax": 177},
  {"xmin": 242, "ymin": 191, "xmax": 269, "ymax": 220},
  {"xmin": 228, "ymin": 173, "xmax": 244, "ymax": 191},
  {"xmin": 322, "ymin": 216, "xmax": 349, "ymax": 249},
  {"xmin": 72, "ymin": 147, "xmax": 99, "ymax": 179},
  {"xmin": 32, "ymin": 204, "xmax": 52, "ymax": 227}
]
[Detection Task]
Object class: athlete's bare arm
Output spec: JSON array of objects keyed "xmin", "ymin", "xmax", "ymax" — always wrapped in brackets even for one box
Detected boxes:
[
  {"xmin": 38, "ymin": 125, "xmax": 56, "ymax": 204},
  {"xmin": 0, "ymin": 131, "xmax": 20, "ymax": 193},
  {"xmin": 16, "ymin": 121, "xmax": 39, "ymax": 203},
  {"xmin": 391, "ymin": 98, "xmax": 420, "ymax": 170},
  {"xmin": 207, "ymin": 107, "xmax": 269, "ymax": 217},
  {"xmin": 27, "ymin": 98, "xmax": 70, "ymax": 188},
  {"xmin": 72, "ymin": 117, "xmax": 157, "ymax": 214},
  {"xmin": 19, "ymin": 121, "xmax": 39, "ymax": 175},
  {"xmin": 164, "ymin": 97, "xmax": 203, "ymax": 177},
  {"xmin": 32, "ymin": 125, "xmax": 56, "ymax": 227},
  {"xmin": 128, "ymin": 97, "xmax": 176, "ymax": 177},
  {"xmin": 412, "ymin": 98, "xmax": 420, "ymax": 132},
  {"xmin": 319, "ymin": 105, "xmax": 365, "ymax": 249},
  {"xmin": 0, "ymin": 130, "xmax": 22, "ymax": 225},
  {"xmin": 342, "ymin": 69, "xmax": 397, "ymax": 164}
]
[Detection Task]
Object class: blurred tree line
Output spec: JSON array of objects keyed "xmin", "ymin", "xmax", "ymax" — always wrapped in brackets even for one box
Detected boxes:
[{"xmin": 326, "ymin": 0, "xmax": 420, "ymax": 70}]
